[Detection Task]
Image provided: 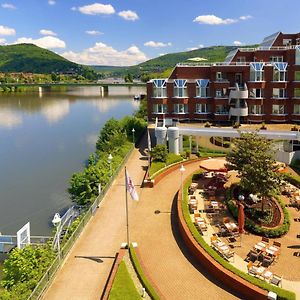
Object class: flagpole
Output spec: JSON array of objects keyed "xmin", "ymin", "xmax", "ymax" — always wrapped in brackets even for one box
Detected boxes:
[{"xmin": 125, "ymin": 167, "xmax": 130, "ymax": 249}]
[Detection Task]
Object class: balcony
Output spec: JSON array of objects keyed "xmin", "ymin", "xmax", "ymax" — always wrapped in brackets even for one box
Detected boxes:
[{"xmin": 229, "ymin": 107, "xmax": 248, "ymax": 117}]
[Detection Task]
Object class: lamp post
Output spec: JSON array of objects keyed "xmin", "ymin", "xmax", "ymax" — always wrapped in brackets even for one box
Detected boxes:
[
  {"xmin": 108, "ymin": 153, "xmax": 113, "ymax": 178},
  {"xmin": 238, "ymin": 194, "xmax": 245, "ymax": 202},
  {"xmin": 52, "ymin": 213, "xmax": 62, "ymax": 261},
  {"xmin": 179, "ymin": 164, "xmax": 185, "ymax": 202},
  {"xmin": 132, "ymin": 128, "xmax": 135, "ymax": 145}
]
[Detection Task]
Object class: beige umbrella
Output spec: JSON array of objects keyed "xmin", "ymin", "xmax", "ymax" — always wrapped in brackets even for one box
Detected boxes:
[{"xmin": 199, "ymin": 158, "xmax": 227, "ymax": 172}]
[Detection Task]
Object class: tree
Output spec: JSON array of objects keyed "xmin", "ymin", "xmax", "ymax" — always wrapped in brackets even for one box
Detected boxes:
[
  {"xmin": 150, "ymin": 145, "xmax": 168, "ymax": 163},
  {"xmin": 226, "ymin": 133, "xmax": 282, "ymax": 211},
  {"xmin": 124, "ymin": 73, "xmax": 133, "ymax": 83}
]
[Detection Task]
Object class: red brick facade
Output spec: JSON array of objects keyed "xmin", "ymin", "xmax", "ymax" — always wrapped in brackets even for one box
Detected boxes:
[{"xmin": 147, "ymin": 32, "xmax": 300, "ymax": 124}]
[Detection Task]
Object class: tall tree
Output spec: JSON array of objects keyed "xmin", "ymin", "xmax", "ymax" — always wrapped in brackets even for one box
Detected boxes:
[{"xmin": 226, "ymin": 132, "xmax": 282, "ymax": 211}]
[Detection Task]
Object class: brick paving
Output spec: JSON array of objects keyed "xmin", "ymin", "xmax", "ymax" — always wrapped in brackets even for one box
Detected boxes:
[{"xmin": 43, "ymin": 137, "xmax": 237, "ymax": 300}]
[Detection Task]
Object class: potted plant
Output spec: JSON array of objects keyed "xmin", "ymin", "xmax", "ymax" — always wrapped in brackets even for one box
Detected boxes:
[
  {"xmin": 204, "ymin": 121, "xmax": 211, "ymax": 128},
  {"xmin": 260, "ymin": 122, "xmax": 267, "ymax": 130}
]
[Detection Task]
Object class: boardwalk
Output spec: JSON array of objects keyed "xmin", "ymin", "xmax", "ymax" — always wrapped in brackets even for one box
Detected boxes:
[{"xmin": 43, "ymin": 137, "xmax": 237, "ymax": 300}]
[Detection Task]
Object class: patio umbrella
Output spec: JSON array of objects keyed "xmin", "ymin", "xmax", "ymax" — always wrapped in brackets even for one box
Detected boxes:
[
  {"xmin": 238, "ymin": 203, "xmax": 245, "ymax": 234},
  {"xmin": 199, "ymin": 158, "xmax": 228, "ymax": 172}
]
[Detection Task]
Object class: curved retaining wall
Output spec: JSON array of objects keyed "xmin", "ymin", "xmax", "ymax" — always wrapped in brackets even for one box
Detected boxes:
[{"xmin": 177, "ymin": 183, "xmax": 268, "ymax": 300}]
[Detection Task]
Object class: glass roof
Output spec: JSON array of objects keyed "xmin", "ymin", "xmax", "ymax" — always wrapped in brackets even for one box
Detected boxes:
[
  {"xmin": 196, "ymin": 79, "xmax": 209, "ymax": 87},
  {"xmin": 224, "ymin": 49, "xmax": 238, "ymax": 63},
  {"xmin": 260, "ymin": 32, "xmax": 280, "ymax": 48},
  {"xmin": 174, "ymin": 79, "xmax": 187, "ymax": 87},
  {"xmin": 153, "ymin": 79, "xmax": 166, "ymax": 88},
  {"xmin": 273, "ymin": 62, "xmax": 288, "ymax": 71},
  {"xmin": 250, "ymin": 62, "xmax": 265, "ymax": 71}
]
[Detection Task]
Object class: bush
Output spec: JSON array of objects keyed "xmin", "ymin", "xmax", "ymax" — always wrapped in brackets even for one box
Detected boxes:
[{"xmin": 150, "ymin": 145, "xmax": 168, "ymax": 163}]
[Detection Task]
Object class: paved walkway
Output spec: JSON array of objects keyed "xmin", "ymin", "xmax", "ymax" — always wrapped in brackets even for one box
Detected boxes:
[{"xmin": 43, "ymin": 138, "xmax": 237, "ymax": 300}]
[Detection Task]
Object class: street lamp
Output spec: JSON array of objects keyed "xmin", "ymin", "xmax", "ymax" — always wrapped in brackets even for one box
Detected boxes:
[
  {"xmin": 238, "ymin": 194, "xmax": 245, "ymax": 202},
  {"xmin": 179, "ymin": 164, "xmax": 185, "ymax": 202},
  {"xmin": 52, "ymin": 213, "xmax": 62, "ymax": 261},
  {"xmin": 108, "ymin": 153, "xmax": 113, "ymax": 178},
  {"xmin": 132, "ymin": 128, "xmax": 135, "ymax": 145}
]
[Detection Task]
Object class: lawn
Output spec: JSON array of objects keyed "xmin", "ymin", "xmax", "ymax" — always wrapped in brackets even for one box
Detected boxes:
[
  {"xmin": 108, "ymin": 261, "xmax": 141, "ymax": 300},
  {"xmin": 149, "ymin": 153, "xmax": 183, "ymax": 177}
]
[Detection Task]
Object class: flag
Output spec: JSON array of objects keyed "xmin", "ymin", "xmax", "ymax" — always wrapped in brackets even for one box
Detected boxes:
[
  {"xmin": 125, "ymin": 170, "xmax": 139, "ymax": 201},
  {"xmin": 147, "ymin": 129, "xmax": 152, "ymax": 152}
]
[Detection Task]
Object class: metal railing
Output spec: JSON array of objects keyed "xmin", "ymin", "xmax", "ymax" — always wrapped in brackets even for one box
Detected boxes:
[{"xmin": 27, "ymin": 145, "xmax": 135, "ymax": 300}]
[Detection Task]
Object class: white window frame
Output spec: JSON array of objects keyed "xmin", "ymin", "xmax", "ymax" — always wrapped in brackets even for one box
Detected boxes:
[
  {"xmin": 273, "ymin": 63, "xmax": 287, "ymax": 82},
  {"xmin": 270, "ymin": 56, "xmax": 283, "ymax": 63},
  {"xmin": 249, "ymin": 88, "xmax": 263, "ymax": 98},
  {"xmin": 174, "ymin": 103, "xmax": 188, "ymax": 114},
  {"xmin": 272, "ymin": 88, "xmax": 287, "ymax": 99},
  {"xmin": 272, "ymin": 104, "xmax": 286, "ymax": 115},
  {"xmin": 153, "ymin": 79, "xmax": 167, "ymax": 98},
  {"xmin": 249, "ymin": 105, "xmax": 263, "ymax": 115},
  {"xmin": 196, "ymin": 79, "xmax": 209, "ymax": 98},
  {"xmin": 294, "ymin": 104, "xmax": 300, "ymax": 114},
  {"xmin": 153, "ymin": 104, "xmax": 167, "ymax": 114},
  {"xmin": 294, "ymin": 88, "xmax": 300, "ymax": 98},
  {"xmin": 215, "ymin": 105, "xmax": 228, "ymax": 115},
  {"xmin": 250, "ymin": 62, "xmax": 265, "ymax": 82},
  {"xmin": 195, "ymin": 103, "xmax": 209, "ymax": 114},
  {"xmin": 173, "ymin": 79, "xmax": 187, "ymax": 98}
]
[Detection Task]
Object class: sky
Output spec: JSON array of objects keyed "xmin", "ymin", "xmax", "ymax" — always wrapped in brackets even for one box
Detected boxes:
[{"xmin": 0, "ymin": 0, "xmax": 299, "ymax": 66}]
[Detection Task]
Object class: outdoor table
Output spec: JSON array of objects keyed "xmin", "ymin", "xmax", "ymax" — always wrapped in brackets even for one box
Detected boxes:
[
  {"xmin": 211, "ymin": 201, "xmax": 219, "ymax": 208},
  {"xmin": 266, "ymin": 249, "xmax": 275, "ymax": 256},
  {"xmin": 224, "ymin": 222, "xmax": 238, "ymax": 232},
  {"xmin": 268, "ymin": 246, "xmax": 279, "ymax": 253},
  {"xmin": 254, "ymin": 244, "xmax": 265, "ymax": 251},
  {"xmin": 256, "ymin": 266, "xmax": 266, "ymax": 276},
  {"xmin": 263, "ymin": 270, "xmax": 273, "ymax": 281}
]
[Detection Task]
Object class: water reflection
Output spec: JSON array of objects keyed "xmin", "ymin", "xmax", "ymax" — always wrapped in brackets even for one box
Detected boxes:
[
  {"xmin": 0, "ymin": 86, "xmax": 145, "ymax": 235},
  {"xmin": 0, "ymin": 108, "xmax": 22, "ymax": 128}
]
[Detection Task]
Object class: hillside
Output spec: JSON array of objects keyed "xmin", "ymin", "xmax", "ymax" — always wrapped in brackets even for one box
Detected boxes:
[
  {"xmin": 92, "ymin": 45, "xmax": 257, "ymax": 78},
  {"xmin": 0, "ymin": 44, "xmax": 82, "ymax": 74}
]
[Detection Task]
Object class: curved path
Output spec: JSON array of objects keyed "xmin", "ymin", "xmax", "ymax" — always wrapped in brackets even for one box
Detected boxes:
[{"xmin": 43, "ymin": 137, "xmax": 237, "ymax": 300}]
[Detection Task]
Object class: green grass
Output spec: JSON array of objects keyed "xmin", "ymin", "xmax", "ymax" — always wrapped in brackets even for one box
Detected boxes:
[
  {"xmin": 109, "ymin": 261, "xmax": 141, "ymax": 300},
  {"xmin": 149, "ymin": 153, "xmax": 183, "ymax": 178},
  {"xmin": 129, "ymin": 246, "xmax": 160, "ymax": 300},
  {"xmin": 181, "ymin": 170, "xmax": 295, "ymax": 300}
]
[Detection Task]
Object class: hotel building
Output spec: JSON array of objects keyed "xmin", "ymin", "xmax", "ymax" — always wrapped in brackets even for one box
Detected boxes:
[{"xmin": 147, "ymin": 32, "xmax": 300, "ymax": 124}]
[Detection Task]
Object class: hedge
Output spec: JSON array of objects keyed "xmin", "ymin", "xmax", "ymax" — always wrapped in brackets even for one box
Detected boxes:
[
  {"xmin": 181, "ymin": 171, "xmax": 295, "ymax": 300},
  {"xmin": 129, "ymin": 245, "xmax": 160, "ymax": 300},
  {"xmin": 226, "ymin": 193, "xmax": 290, "ymax": 238}
]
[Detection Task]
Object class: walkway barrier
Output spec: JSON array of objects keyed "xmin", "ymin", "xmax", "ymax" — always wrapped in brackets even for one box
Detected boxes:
[{"xmin": 27, "ymin": 145, "xmax": 135, "ymax": 300}]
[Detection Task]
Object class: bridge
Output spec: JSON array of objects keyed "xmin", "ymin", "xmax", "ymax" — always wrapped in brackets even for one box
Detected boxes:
[{"xmin": 0, "ymin": 82, "xmax": 146, "ymax": 95}]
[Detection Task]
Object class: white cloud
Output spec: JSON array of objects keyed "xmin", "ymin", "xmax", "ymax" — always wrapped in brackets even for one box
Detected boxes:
[
  {"xmin": 41, "ymin": 100, "xmax": 70, "ymax": 124},
  {"xmin": 240, "ymin": 15, "xmax": 252, "ymax": 20},
  {"xmin": 1, "ymin": 3, "xmax": 16, "ymax": 9},
  {"xmin": 193, "ymin": 15, "xmax": 237, "ymax": 25},
  {"xmin": 0, "ymin": 38, "xmax": 6, "ymax": 44},
  {"xmin": 14, "ymin": 36, "xmax": 66, "ymax": 49},
  {"xmin": 144, "ymin": 41, "xmax": 172, "ymax": 48},
  {"xmin": 0, "ymin": 25, "xmax": 16, "ymax": 36},
  {"xmin": 78, "ymin": 3, "xmax": 115, "ymax": 15},
  {"xmin": 61, "ymin": 42, "xmax": 147, "ymax": 66},
  {"xmin": 186, "ymin": 44, "xmax": 204, "ymax": 51},
  {"xmin": 233, "ymin": 40, "xmax": 244, "ymax": 46},
  {"xmin": 48, "ymin": 0, "xmax": 56, "ymax": 5},
  {"xmin": 85, "ymin": 30, "xmax": 103, "ymax": 35},
  {"xmin": 40, "ymin": 29, "xmax": 57, "ymax": 36},
  {"xmin": 159, "ymin": 53, "xmax": 166, "ymax": 56},
  {"xmin": 118, "ymin": 10, "xmax": 139, "ymax": 21},
  {"xmin": 71, "ymin": 6, "xmax": 76, "ymax": 11}
]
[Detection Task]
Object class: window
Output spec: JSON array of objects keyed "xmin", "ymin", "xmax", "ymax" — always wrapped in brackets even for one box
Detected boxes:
[
  {"xmin": 215, "ymin": 105, "xmax": 228, "ymax": 114},
  {"xmin": 273, "ymin": 88, "xmax": 287, "ymax": 98},
  {"xmin": 296, "ymin": 46, "xmax": 300, "ymax": 65},
  {"xmin": 270, "ymin": 56, "xmax": 283, "ymax": 63},
  {"xmin": 153, "ymin": 104, "xmax": 167, "ymax": 114},
  {"xmin": 294, "ymin": 88, "xmax": 300, "ymax": 98},
  {"xmin": 236, "ymin": 57, "xmax": 246, "ymax": 65},
  {"xmin": 250, "ymin": 62, "xmax": 264, "ymax": 81},
  {"xmin": 249, "ymin": 105, "xmax": 263, "ymax": 115},
  {"xmin": 249, "ymin": 88, "xmax": 263, "ymax": 98},
  {"xmin": 273, "ymin": 63, "xmax": 287, "ymax": 81},
  {"xmin": 174, "ymin": 103, "xmax": 188, "ymax": 114},
  {"xmin": 173, "ymin": 79, "xmax": 187, "ymax": 98},
  {"xmin": 215, "ymin": 89, "xmax": 227, "ymax": 98},
  {"xmin": 196, "ymin": 79, "xmax": 209, "ymax": 97},
  {"xmin": 153, "ymin": 79, "xmax": 167, "ymax": 98},
  {"xmin": 272, "ymin": 104, "xmax": 286, "ymax": 115},
  {"xmin": 294, "ymin": 104, "xmax": 300, "ymax": 114},
  {"xmin": 216, "ymin": 72, "xmax": 223, "ymax": 81},
  {"xmin": 295, "ymin": 71, "xmax": 300, "ymax": 81},
  {"xmin": 283, "ymin": 39, "xmax": 292, "ymax": 46},
  {"xmin": 195, "ymin": 103, "xmax": 210, "ymax": 113}
]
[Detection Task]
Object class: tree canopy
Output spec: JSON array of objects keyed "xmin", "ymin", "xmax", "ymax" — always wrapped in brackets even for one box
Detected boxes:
[{"xmin": 226, "ymin": 133, "xmax": 282, "ymax": 207}]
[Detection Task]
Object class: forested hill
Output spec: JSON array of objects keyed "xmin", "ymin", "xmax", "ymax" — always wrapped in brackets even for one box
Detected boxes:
[{"xmin": 0, "ymin": 44, "xmax": 82, "ymax": 74}]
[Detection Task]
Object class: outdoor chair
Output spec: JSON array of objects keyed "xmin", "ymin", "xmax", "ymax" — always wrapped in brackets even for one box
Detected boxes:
[
  {"xmin": 270, "ymin": 274, "xmax": 282, "ymax": 286},
  {"xmin": 262, "ymin": 255, "xmax": 274, "ymax": 267},
  {"xmin": 261, "ymin": 237, "xmax": 269, "ymax": 244},
  {"xmin": 248, "ymin": 250, "xmax": 259, "ymax": 262}
]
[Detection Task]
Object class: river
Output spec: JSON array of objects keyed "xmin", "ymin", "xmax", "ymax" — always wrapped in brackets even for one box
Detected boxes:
[{"xmin": 0, "ymin": 86, "xmax": 145, "ymax": 236}]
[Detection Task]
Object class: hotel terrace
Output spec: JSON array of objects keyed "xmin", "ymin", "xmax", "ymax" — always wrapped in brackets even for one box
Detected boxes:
[{"xmin": 147, "ymin": 32, "xmax": 300, "ymax": 124}]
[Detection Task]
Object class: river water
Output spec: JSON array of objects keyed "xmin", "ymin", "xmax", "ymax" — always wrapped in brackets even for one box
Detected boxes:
[{"xmin": 0, "ymin": 86, "xmax": 145, "ymax": 236}]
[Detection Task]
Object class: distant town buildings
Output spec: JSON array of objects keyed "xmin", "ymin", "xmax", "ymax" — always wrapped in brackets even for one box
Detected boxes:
[{"xmin": 147, "ymin": 32, "xmax": 300, "ymax": 124}]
